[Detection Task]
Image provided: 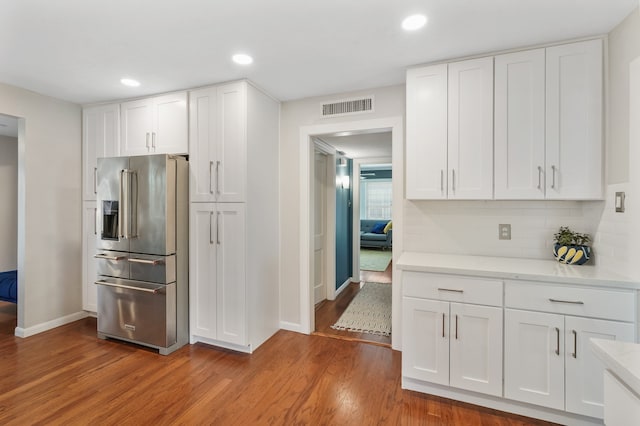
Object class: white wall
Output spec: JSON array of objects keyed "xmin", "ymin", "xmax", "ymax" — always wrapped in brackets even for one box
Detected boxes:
[
  {"xmin": 0, "ymin": 135, "xmax": 18, "ymax": 271},
  {"xmin": 607, "ymin": 7, "xmax": 640, "ymax": 184},
  {"xmin": 279, "ymin": 84, "xmax": 405, "ymax": 328},
  {"xmin": 0, "ymin": 82, "xmax": 82, "ymax": 331}
]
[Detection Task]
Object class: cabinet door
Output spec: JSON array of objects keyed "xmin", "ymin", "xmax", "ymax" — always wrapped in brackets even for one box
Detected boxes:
[
  {"xmin": 448, "ymin": 57, "xmax": 494, "ymax": 199},
  {"xmin": 189, "ymin": 203, "xmax": 217, "ymax": 340},
  {"xmin": 504, "ymin": 309, "xmax": 564, "ymax": 410},
  {"xmin": 189, "ymin": 87, "xmax": 217, "ymax": 202},
  {"xmin": 449, "ymin": 303, "xmax": 503, "ymax": 397},
  {"xmin": 216, "ymin": 83, "xmax": 246, "ymax": 202},
  {"xmin": 216, "ymin": 203, "xmax": 246, "ymax": 345},
  {"xmin": 402, "ymin": 297, "xmax": 449, "ymax": 385},
  {"xmin": 82, "ymin": 201, "xmax": 98, "ymax": 312},
  {"xmin": 82, "ymin": 104, "xmax": 119, "ymax": 200},
  {"xmin": 546, "ymin": 39, "xmax": 603, "ymax": 200},
  {"xmin": 494, "ymin": 49, "xmax": 546, "ymax": 200},
  {"xmin": 406, "ymin": 64, "xmax": 448, "ymax": 199},
  {"xmin": 153, "ymin": 92, "xmax": 188, "ymax": 155},
  {"xmin": 565, "ymin": 316, "xmax": 635, "ymax": 419},
  {"xmin": 120, "ymin": 98, "xmax": 152, "ymax": 156}
]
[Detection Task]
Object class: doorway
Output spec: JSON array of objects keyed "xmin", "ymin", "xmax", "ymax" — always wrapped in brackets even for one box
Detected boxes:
[
  {"xmin": 0, "ymin": 114, "xmax": 20, "ymax": 334},
  {"xmin": 299, "ymin": 117, "xmax": 403, "ymax": 350}
]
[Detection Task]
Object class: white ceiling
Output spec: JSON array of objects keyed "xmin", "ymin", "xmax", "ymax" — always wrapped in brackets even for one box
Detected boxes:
[{"xmin": 0, "ymin": 1, "xmax": 637, "ymax": 105}]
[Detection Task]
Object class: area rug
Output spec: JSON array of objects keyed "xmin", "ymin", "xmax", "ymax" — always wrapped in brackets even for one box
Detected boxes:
[
  {"xmin": 360, "ymin": 248, "xmax": 392, "ymax": 272},
  {"xmin": 331, "ymin": 282, "xmax": 391, "ymax": 336}
]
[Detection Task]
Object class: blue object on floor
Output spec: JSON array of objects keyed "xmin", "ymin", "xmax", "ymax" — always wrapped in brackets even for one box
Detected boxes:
[{"xmin": 0, "ymin": 270, "xmax": 17, "ymax": 304}]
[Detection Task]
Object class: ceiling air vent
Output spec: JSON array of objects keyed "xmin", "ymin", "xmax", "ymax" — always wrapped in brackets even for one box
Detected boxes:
[{"xmin": 321, "ymin": 96, "xmax": 374, "ymax": 118}]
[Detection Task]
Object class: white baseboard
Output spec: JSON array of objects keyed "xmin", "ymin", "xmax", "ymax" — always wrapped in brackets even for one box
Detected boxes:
[
  {"xmin": 15, "ymin": 311, "xmax": 89, "ymax": 338},
  {"xmin": 279, "ymin": 321, "xmax": 308, "ymax": 334}
]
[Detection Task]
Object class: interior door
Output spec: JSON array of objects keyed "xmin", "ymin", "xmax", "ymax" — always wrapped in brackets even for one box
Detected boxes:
[{"xmin": 313, "ymin": 152, "xmax": 328, "ymax": 304}]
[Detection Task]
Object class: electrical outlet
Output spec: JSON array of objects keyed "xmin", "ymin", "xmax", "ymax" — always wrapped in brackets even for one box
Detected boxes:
[{"xmin": 499, "ymin": 224, "xmax": 511, "ymax": 240}]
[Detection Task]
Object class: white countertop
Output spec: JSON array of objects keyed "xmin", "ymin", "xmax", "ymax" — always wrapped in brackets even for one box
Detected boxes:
[
  {"xmin": 397, "ymin": 252, "xmax": 640, "ymax": 289},
  {"xmin": 591, "ymin": 338, "xmax": 640, "ymax": 396}
]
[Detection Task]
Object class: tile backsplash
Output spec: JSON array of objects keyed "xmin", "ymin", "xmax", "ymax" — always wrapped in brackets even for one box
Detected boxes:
[{"xmin": 403, "ymin": 198, "xmax": 606, "ymax": 262}]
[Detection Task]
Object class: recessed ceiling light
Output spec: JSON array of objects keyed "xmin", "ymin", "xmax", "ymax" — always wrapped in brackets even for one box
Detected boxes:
[
  {"xmin": 120, "ymin": 78, "xmax": 140, "ymax": 87},
  {"xmin": 232, "ymin": 54, "xmax": 253, "ymax": 65},
  {"xmin": 402, "ymin": 14, "xmax": 427, "ymax": 31}
]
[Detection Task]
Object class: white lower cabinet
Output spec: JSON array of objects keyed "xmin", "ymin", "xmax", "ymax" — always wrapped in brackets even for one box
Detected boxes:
[
  {"xmin": 82, "ymin": 201, "xmax": 98, "ymax": 312},
  {"xmin": 402, "ymin": 272, "xmax": 503, "ymax": 397},
  {"xmin": 190, "ymin": 202, "xmax": 246, "ymax": 347},
  {"xmin": 504, "ymin": 301, "xmax": 635, "ymax": 418}
]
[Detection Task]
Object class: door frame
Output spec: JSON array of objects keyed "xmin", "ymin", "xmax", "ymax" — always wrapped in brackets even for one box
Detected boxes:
[
  {"xmin": 312, "ymin": 139, "xmax": 337, "ymax": 303},
  {"xmin": 351, "ymin": 156, "xmax": 392, "ymax": 279},
  {"xmin": 299, "ymin": 116, "xmax": 403, "ymax": 350}
]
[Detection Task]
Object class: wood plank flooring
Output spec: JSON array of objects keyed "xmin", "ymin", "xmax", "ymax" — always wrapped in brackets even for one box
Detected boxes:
[
  {"xmin": 0, "ymin": 302, "xmax": 556, "ymax": 425},
  {"xmin": 314, "ymin": 257, "xmax": 392, "ymax": 346}
]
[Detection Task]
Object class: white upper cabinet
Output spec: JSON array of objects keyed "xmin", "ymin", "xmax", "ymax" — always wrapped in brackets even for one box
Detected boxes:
[
  {"xmin": 82, "ymin": 103, "xmax": 119, "ymax": 201},
  {"xmin": 120, "ymin": 92, "xmax": 188, "ymax": 156},
  {"xmin": 546, "ymin": 39, "xmax": 603, "ymax": 200},
  {"xmin": 406, "ymin": 57, "xmax": 493, "ymax": 200},
  {"xmin": 447, "ymin": 57, "xmax": 494, "ymax": 199},
  {"xmin": 406, "ymin": 64, "xmax": 448, "ymax": 199},
  {"xmin": 189, "ymin": 82, "xmax": 247, "ymax": 203},
  {"xmin": 406, "ymin": 39, "xmax": 603, "ymax": 201},
  {"xmin": 494, "ymin": 49, "xmax": 546, "ymax": 199}
]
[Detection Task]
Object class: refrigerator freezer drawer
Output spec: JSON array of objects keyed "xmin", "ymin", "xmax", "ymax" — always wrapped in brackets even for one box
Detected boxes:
[
  {"xmin": 96, "ymin": 277, "xmax": 176, "ymax": 348},
  {"xmin": 95, "ymin": 250, "xmax": 129, "ymax": 279},
  {"xmin": 129, "ymin": 253, "xmax": 176, "ymax": 284}
]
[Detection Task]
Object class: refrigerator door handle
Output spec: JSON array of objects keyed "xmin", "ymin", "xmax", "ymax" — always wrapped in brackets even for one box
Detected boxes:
[
  {"xmin": 119, "ymin": 169, "xmax": 125, "ymax": 239},
  {"xmin": 94, "ymin": 253, "xmax": 127, "ymax": 261},
  {"xmin": 130, "ymin": 170, "xmax": 139, "ymax": 238},
  {"xmin": 128, "ymin": 258, "xmax": 165, "ymax": 266},
  {"xmin": 95, "ymin": 280, "xmax": 164, "ymax": 294}
]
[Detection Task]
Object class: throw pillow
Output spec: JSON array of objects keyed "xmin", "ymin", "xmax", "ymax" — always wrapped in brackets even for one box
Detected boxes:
[
  {"xmin": 383, "ymin": 221, "xmax": 392, "ymax": 234},
  {"xmin": 371, "ymin": 222, "xmax": 386, "ymax": 234}
]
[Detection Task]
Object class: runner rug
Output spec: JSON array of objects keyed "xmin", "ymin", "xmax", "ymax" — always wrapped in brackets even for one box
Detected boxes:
[{"xmin": 331, "ymin": 282, "xmax": 392, "ymax": 336}]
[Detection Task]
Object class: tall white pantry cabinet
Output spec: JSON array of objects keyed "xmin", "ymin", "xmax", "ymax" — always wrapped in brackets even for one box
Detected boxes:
[{"xmin": 188, "ymin": 81, "xmax": 280, "ymax": 353}]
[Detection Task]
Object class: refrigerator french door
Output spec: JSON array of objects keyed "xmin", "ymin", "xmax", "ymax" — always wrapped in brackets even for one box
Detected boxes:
[{"xmin": 95, "ymin": 154, "xmax": 188, "ymax": 355}]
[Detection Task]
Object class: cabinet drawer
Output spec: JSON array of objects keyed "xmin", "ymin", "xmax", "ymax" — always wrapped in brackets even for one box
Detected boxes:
[
  {"xmin": 403, "ymin": 271, "xmax": 503, "ymax": 306},
  {"xmin": 505, "ymin": 281, "xmax": 635, "ymax": 322}
]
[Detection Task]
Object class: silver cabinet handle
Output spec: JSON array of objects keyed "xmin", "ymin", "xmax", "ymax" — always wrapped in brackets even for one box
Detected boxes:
[
  {"xmin": 452, "ymin": 169, "xmax": 456, "ymax": 192},
  {"xmin": 93, "ymin": 167, "xmax": 97, "ymax": 194},
  {"xmin": 95, "ymin": 280, "xmax": 164, "ymax": 294},
  {"xmin": 216, "ymin": 211, "xmax": 221, "ymax": 245},
  {"xmin": 442, "ymin": 313, "xmax": 445, "ymax": 338},
  {"xmin": 209, "ymin": 161, "xmax": 214, "ymax": 194},
  {"xmin": 128, "ymin": 258, "xmax": 164, "ymax": 266},
  {"xmin": 152, "ymin": 132, "xmax": 156, "ymax": 149},
  {"xmin": 438, "ymin": 288, "xmax": 464, "ymax": 293},
  {"xmin": 94, "ymin": 208, "xmax": 97, "ymax": 235},
  {"xmin": 549, "ymin": 299, "xmax": 584, "ymax": 305},
  {"xmin": 455, "ymin": 314, "xmax": 459, "ymax": 340},
  {"xmin": 555, "ymin": 327, "xmax": 560, "ymax": 356},
  {"xmin": 216, "ymin": 161, "xmax": 221, "ymax": 195},
  {"xmin": 572, "ymin": 330, "xmax": 577, "ymax": 359},
  {"xmin": 551, "ymin": 165, "xmax": 557, "ymax": 189},
  {"xmin": 440, "ymin": 169, "xmax": 444, "ymax": 192},
  {"xmin": 146, "ymin": 132, "xmax": 150, "ymax": 149},
  {"xmin": 209, "ymin": 211, "xmax": 213, "ymax": 245},
  {"xmin": 94, "ymin": 253, "xmax": 127, "ymax": 261},
  {"xmin": 537, "ymin": 166, "xmax": 542, "ymax": 190}
]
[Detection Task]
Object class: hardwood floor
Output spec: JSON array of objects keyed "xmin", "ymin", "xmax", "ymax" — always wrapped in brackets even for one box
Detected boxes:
[
  {"xmin": 0, "ymin": 310, "xmax": 555, "ymax": 425},
  {"xmin": 314, "ymin": 255, "xmax": 393, "ymax": 346}
]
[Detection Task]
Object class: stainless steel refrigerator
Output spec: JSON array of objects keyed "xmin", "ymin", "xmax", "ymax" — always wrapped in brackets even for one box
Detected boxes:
[{"xmin": 95, "ymin": 154, "xmax": 188, "ymax": 355}]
